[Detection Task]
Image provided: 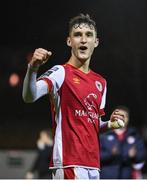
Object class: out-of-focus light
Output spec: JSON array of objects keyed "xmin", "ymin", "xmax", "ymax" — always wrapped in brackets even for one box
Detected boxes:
[{"xmin": 9, "ymin": 73, "xmax": 20, "ymax": 87}]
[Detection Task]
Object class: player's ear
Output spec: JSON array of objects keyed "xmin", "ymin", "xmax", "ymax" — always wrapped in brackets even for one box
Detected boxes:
[
  {"xmin": 94, "ymin": 38, "xmax": 99, "ymax": 48},
  {"xmin": 67, "ymin": 37, "xmax": 71, "ymax": 47}
]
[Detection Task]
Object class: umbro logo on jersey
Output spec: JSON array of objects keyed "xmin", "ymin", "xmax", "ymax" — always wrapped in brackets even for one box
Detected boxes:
[{"xmin": 73, "ymin": 77, "xmax": 80, "ymax": 84}]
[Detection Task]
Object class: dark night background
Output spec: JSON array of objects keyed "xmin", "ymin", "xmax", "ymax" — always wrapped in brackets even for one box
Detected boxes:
[{"xmin": 0, "ymin": 0, "xmax": 147, "ymax": 155}]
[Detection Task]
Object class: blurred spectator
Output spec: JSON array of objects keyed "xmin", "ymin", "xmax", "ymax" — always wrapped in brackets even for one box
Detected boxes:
[
  {"xmin": 141, "ymin": 124, "xmax": 147, "ymax": 175},
  {"xmin": 100, "ymin": 105, "xmax": 146, "ymax": 179},
  {"xmin": 25, "ymin": 129, "xmax": 53, "ymax": 179}
]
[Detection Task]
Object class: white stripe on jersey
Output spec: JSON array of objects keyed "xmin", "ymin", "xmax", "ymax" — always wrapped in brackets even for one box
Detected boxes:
[
  {"xmin": 100, "ymin": 82, "xmax": 107, "ymax": 110},
  {"xmin": 42, "ymin": 65, "xmax": 65, "ymax": 167},
  {"xmin": 53, "ymin": 98, "xmax": 63, "ymax": 167}
]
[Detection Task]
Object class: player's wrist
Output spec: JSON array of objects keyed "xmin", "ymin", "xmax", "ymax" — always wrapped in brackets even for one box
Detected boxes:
[{"xmin": 28, "ymin": 63, "xmax": 39, "ymax": 72}]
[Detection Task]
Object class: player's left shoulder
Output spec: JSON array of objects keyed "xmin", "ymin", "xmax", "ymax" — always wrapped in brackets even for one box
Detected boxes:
[
  {"xmin": 91, "ymin": 70, "xmax": 106, "ymax": 81},
  {"xmin": 91, "ymin": 70, "xmax": 107, "ymax": 90}
]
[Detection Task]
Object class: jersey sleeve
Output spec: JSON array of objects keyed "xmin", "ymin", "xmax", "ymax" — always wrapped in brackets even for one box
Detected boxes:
[
  {"xmin": 99, "ymin": 80, "xmax": 107, "ymax": 116},
  {"xmin": 38, "ymin": 65, "xmax": 65, "ymax": 95}
]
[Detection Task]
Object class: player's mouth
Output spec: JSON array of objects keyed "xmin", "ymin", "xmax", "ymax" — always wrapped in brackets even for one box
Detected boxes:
[{"xmin": 79, "ymin": 46, "xmax": 88, "ymax": 51}]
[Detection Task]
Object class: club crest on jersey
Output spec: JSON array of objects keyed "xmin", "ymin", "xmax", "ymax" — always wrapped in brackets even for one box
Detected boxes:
[{"xmin": 95, "ymin": 81, "xmax": 102, "ymax": 92}]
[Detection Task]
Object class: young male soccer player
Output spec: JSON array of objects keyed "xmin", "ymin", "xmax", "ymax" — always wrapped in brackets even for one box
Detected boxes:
[{"xmin": 23, "ymin": 13, "xmax": 125, "ymax": 179}]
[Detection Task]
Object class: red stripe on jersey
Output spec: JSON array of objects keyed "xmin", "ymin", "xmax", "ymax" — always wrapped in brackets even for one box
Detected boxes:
[
  {"xmin": 40, "ymin": 77, "xmax": 53, "ymax": 93},
  {"xmin": 64, "ymin": 168, "xmax": 75, "ymax": 179}
]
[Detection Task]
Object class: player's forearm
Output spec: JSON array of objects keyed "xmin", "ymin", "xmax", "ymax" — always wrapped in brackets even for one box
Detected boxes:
[{"xmin": 22, "ymin": 64, "xmax": 38, "ymax": 103}]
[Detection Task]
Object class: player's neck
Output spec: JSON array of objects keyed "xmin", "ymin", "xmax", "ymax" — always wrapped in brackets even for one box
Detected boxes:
[{"xmin": 67, "ymin": 57, "xmax": 90, "ymax": 73}]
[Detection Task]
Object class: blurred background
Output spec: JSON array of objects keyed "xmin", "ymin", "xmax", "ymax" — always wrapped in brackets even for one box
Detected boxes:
[{"xmin": 0, "ymin": 0, "xmax": 147, "ymax": 178}]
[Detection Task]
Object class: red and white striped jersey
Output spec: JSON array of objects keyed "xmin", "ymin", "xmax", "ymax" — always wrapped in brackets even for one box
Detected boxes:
[{"xmin": 39, "ymin": 63, "xmax": 107, "ymax": 169}]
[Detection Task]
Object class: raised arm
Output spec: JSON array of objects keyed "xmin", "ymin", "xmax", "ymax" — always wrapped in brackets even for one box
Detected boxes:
[{"xmin": 22, "ymin": 48, "xmax": 52, "ymax": 103}]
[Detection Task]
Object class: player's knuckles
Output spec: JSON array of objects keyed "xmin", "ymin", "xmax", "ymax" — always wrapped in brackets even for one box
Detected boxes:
[{"xmin": 37, "ymin": 54, "xmax": 45, "ymax": 60}]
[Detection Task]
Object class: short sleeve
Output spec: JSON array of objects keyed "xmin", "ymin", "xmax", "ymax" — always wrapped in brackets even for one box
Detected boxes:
[{"xmin": 38, "ymin": 65, "xmax": 65, "ymax": 95}]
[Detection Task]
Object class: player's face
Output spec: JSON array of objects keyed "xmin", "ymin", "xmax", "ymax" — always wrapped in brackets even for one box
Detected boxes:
[{"xmin": 67, "ymin": 23, "xmax": 99, "ymax": 62}]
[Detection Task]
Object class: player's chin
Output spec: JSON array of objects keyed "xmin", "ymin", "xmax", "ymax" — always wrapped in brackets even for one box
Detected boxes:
[{"xmin": 78, "ymin": 55, "xmax": 90, "ymax": 62}]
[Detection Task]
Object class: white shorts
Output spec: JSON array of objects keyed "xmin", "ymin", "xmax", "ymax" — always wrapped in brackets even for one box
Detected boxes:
[{"xmin": 52, "ymin": 167, "xmax": 100, "ymax": 179}]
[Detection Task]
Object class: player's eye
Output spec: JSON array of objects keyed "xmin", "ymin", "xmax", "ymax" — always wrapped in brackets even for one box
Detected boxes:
[
  {"xmin": 86, "ymin": 32, "xmax": 93, "ymax": 37},
  {"xmin": 73, "ymin": 32, "xmax": 82, "ymax": 37}
]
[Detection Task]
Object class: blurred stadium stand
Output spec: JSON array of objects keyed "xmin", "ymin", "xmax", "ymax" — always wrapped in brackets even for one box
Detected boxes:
[{"xmin": 0, "ymin": 150, "xmax": 37, "ymax": 178}]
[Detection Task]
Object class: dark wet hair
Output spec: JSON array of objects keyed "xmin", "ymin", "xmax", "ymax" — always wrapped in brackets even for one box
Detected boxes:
[{"xmin": 68, "ymin": 13, "xmax": 97, "ymax": 35}]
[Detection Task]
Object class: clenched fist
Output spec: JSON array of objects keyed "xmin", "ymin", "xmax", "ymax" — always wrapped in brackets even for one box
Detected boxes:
[{"xmin": 29, "ymin": 48, "xmax": 52, "ymax": 68}]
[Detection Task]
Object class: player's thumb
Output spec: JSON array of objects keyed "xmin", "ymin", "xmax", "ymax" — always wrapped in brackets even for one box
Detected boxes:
[{"xmin": 47, "ymin": 51, "xmax": 52, "ymax": 56}]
